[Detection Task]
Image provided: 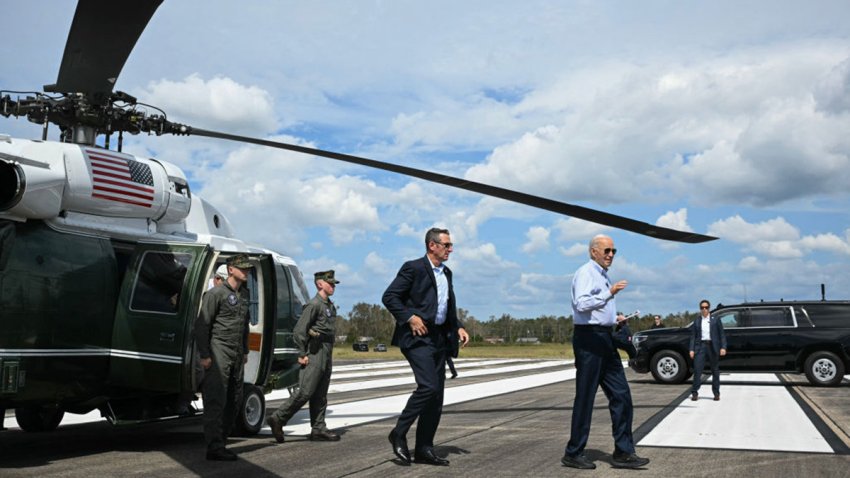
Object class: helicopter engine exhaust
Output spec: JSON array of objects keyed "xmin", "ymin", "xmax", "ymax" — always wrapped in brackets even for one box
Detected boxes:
[
  {"xmin": 0, "ymin": 158, "xmax": 24, "ymax": 211},
  {"xmin": 0, "ymin": 142, "xmax": 191, "ymax": 227}
]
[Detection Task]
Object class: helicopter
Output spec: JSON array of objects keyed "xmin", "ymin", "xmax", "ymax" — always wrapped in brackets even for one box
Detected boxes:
[{"xmin": 0, "ymin": 0, "xmax": 716, "ymax": 435}]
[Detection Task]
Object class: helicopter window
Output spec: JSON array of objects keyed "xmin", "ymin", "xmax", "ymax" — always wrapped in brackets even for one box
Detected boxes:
[
  {"xmin": 129, "ymin": 251, "xmax": 192, "ymax": 314},
  {"xmin": 274, "ymin": 264, "xmax": 294, "ymax": 323},
  {"xmin": 286, "ymin": 264, "xmax": 310, "ymax": 316}
]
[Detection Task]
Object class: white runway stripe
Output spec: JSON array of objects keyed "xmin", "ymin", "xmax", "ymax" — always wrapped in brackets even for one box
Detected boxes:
[
  {"xmin": 332, "ymin": 359, "xmax": 545, "ymax": 379},
  {"xmin": 638, "ymin": 373, "xmax": 834, "ymax": 453},
  {"xmin": 332, "ymin": 357, "xmax": 526, "ymax": 373},
  {"xmin": 262, "ymin": 359, "xmax": 571, "ymax": 401},
  {"xmin": 332, "ymin": 360, "xmax": 412, "ymax": 372},
  {"xmin": 6, "ymin": 358, "xmax": 546, "ymax": 429},
  {"xmin": 326, "ymin": 360, "xmax": 571, "ymax": 393},
  {"xmin": 271, "ymin": 367, "xmax": 576, "ymax": 436}
]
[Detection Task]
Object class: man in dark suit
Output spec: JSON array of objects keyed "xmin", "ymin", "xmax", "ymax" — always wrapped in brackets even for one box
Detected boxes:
[
  {"xmin": 383, "ymin": 227, "xmax": 470, "ymax": 466},
  {"xmin": 689, "ymin": 299, "xmax": 728, "ymax": 401}
]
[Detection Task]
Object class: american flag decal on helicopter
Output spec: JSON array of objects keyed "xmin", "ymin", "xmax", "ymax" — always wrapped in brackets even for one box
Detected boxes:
[{"xmin": 86, "ymin": 148, "xmax": 155, "ymax": 207}]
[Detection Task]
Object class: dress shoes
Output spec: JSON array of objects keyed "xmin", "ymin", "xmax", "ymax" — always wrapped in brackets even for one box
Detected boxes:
[
  {"xmin": 611, "ymin": 451, "xmax": 650, "ymax": 469},
  {"xmin": 414, "ymin": 448, "xmax": 450, "ymax": 466},
  {"xmin": 561, "ymin": 453, "xmax": 596, "ymax": 470},
  {"xmin": 267, "ymin": 416, "xmax": 285, "ymax": 443},
  {"xmin": 206, "ymin": 448, "xmax": 237, "ymax": 461},
  {"xmin": 309, "ymin": 429, "xmax": 341, "ymax": 441},
  {"xmin": 691, "ymin": 391, "xmax": 698, "ymax": 401},
  {"xmin": 388, "ymin": 430, "xmax": 411, "ymax": 465},
  {"xmin": 714, "ymin": 394, "xmax": 720, "ymax": 401}
]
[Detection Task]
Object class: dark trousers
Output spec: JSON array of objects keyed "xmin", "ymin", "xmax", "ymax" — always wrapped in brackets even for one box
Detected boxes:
[
  {"xmin": 691, "ymin": 341, "xmax": 721, "ymax": 396},
  {"xmin": 394, "ymin": 331, "xmax": 447, "ymax": 452},
  {"xmin": 273, "ymin": 343, "xmax": 333, "ymax": 432},
  {"xmin": 201, "ymin": 345, "xmax": 243, "ymax": 452},
  {"xmin": 565, "ymin": 326, "xmax": 635, "ymax": 457}
]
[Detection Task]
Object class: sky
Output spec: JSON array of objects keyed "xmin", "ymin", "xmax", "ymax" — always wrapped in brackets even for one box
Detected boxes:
[{"xmin": 2, "ymin": 1, "xmax": 850, "ymax": 322}]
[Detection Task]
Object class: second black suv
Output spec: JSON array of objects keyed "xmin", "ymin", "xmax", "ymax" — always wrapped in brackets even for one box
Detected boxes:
[{"xmin": 630, "ymin": 300, "xmax": 850, "ymax": 387}]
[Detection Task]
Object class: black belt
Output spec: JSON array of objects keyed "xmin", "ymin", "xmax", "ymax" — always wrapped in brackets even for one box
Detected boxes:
[
  {"xmin": 575, "ymin": 324, "xmax": 613, "ymax": 333},
  {"xmin": 702, "ymin": 340, "xmax": 712, "ymax": 343}
]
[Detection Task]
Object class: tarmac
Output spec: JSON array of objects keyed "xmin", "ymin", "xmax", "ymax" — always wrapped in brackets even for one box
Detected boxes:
[{"xmin": 1, "ymin": 358, "xmax": 849, "ymax": 477}]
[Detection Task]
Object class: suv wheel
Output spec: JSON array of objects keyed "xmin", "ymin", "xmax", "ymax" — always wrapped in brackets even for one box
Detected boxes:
[
  {"xmin": 15, "ymin": 406, "xmax": 65, "ymax": 432},
  {"xmin": 650, "ymin": 350, "xmax": 687, "ymax": 384},
  {"xmin": 804, "ymin": 351, "xmax": 845, "ymax": 387}
]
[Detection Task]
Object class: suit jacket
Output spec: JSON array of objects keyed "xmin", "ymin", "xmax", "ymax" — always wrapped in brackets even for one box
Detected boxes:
[
  {"xmin": 382, "ymin": 256, "xmax": 463, "ymax": 358},
  {"xmin": 689, "ymin": 314, "xmax": 728, "ymax": 355}
]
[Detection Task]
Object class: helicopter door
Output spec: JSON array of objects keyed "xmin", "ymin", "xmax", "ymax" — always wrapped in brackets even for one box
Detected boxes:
[
  {"xmin": 109, "ymin": 243, "xmax": 210, "ymax": 392},
  {"xmin": 242, "ymin": 254, "xmax": 276, "ymax": 387}
]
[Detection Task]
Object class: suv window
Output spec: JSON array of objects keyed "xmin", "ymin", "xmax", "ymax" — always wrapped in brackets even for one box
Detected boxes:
[
  {"xmin": 802, "ymin": 304, "xmax": 849, "ymax": 327},
  {"xmin": 716, "ymin": 310, "xmax": 743, "ymax": 328},
  {"xmin": 749, "ymin": 307, "xmax": 794, "ymax": 327}
]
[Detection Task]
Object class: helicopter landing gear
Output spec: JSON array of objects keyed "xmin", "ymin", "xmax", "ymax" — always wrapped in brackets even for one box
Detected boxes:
[
  {"xmin": 15, "ymin": 405, "xmax": 65, "ymax": 432},
  {"xmin": 232, "ymin": 383, "xmax": 265, "ymax": 436}
]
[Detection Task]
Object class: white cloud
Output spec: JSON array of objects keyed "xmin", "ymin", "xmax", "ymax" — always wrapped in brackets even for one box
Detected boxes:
[
  {"xmin": 395, "ymin": 223, "xmax": 419, "ymax": 239},
  {"xmin": 814, "ymin": 57, "xmax": 850, "ymax": 115},
  {"xmin": 655, "ymin": 208, "xmax": 692, "ymax": 250},
  {"xmin": 137, "ymin": 74, "xmax": 278, "ymax": 135},
  {"xmin": 364, "ymin": 251, "xmax": 391, "ymax": 276},
  {"xmin": 457, "ymin": 43, "xmax": 850, "ymax": 212},
  {"xmin": 709, "ymin": 215, "xmax": 850, "ymax": 260},
  {"xmin": 559, "ymin": 243, "xmax": 587, "ymax": 257},
  {"xmin": 521, "ymin": 226, "xmax": 550, "ymax": 254},
  {"xmin": 708, "ymin": 215, "xmax": 799, "ymax": 243},
  {"xmin": 553, "ymin": 218, "xmax": 609, "ymax": 242},
  {"xmin": 799, "ymin": 232, "xmax": 850, "ymax": 256},
  {"xmin": 656, "ymin": 208, "xmax": 692, "ymax": 233}
]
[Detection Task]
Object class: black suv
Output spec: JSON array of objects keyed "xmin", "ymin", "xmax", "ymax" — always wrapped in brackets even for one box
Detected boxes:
[{"xmin": 629, "ymin": 300, "xmax": 850, "ymax": 387}]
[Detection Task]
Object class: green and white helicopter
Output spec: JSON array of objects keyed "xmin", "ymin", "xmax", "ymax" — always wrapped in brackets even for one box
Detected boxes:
[{"xmin": 0, "ymin": 0, "xmax": 714, "ymax": 435}]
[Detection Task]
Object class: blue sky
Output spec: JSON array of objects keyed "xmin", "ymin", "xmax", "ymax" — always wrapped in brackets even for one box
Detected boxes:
[{"xmin": 2, "ymin": 1, "xmax": 850, "ymax": 322}]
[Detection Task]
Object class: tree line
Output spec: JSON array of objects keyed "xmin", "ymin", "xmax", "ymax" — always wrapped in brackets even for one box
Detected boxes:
[{"xmin": 334, "ymin": 302, "xmax": 701, "ymax": 345}]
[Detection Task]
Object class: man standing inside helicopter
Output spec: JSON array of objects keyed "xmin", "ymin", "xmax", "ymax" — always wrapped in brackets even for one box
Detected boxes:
[
  {"xmin": 267, "ymin": 270, "xmax": 342, "ymax": 443},
  {"xmin": 195, "ymin": 254, "xmax": 253, "ymax": 461}
]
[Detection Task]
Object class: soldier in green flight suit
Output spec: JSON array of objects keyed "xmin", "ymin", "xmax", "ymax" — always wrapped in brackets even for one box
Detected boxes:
[
  {"xmin": 195, "ymin": 254, "xmax": 254, "ymax": 461},
  {"xmin": 267, "ymin": 270, "xmax": 342, "ymax": 443}
]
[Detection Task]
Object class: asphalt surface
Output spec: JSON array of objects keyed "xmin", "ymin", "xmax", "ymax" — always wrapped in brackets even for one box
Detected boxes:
[{"xmin": 1, "ymin": 359, "xmax": 849, "ymax": 477}]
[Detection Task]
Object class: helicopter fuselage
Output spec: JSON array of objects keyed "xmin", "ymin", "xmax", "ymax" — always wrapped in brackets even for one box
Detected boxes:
[{"xmin": 0, "ymin": 137, "xmax": 306, "ymax": 433}]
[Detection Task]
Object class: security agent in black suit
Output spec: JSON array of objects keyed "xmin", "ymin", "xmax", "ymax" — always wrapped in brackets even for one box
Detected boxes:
[
  {"xmin": 383, "ymin": 227, "xmax": 470, "ymax": 466},
  {"xmin": 689, "ymin": 299, "xmax": 728, "ymax": 401}
]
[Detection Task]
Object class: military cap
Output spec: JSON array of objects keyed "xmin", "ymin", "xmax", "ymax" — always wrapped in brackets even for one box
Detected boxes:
[
  {"xmin": 226, "ymin": 253, "xmax": 254, "ymax": 269},
  {"xmin": 314, "ymin": 270, "xmax": 340, "ymax": 284}
]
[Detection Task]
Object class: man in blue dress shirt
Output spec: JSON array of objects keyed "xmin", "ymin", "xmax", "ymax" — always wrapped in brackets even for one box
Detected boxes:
[{"xmin": 561, "ymin": 234, "xmax": 650, "ymax": 470}]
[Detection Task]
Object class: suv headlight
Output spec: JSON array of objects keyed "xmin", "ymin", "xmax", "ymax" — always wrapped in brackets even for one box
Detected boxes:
[{"xmin": 632, "ymin": 334, "xmax": 647, "ymax": 347}]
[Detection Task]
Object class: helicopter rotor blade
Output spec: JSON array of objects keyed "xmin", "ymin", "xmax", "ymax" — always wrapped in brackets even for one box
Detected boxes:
[
  {"xmin": 44, "ymin": 0, "xmax": 163, "ymax": 104},
  {"xmin": 187, "ymin": 127, "xmax": 717, "ymax": 244}
]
